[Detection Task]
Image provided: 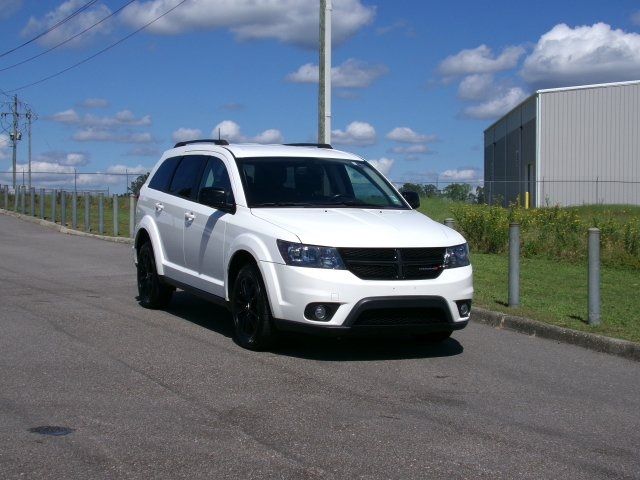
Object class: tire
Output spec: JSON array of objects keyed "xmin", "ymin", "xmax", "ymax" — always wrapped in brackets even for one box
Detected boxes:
[
  {"xmin": 416, "ymin": 330, "xmax": 453, "ymax": 344},
  {"xmin": 137, "ymin": 242, "xmax": 173, "ymax": 309},
  {"xmin": 230, "ymin": 263, "xmax": 276, "ymax": 350}
]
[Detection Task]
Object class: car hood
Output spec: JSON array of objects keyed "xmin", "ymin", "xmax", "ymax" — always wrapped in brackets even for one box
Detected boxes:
[{"xmin": 250, "ymin": 208, "xmax": 465, "ymax": 247}]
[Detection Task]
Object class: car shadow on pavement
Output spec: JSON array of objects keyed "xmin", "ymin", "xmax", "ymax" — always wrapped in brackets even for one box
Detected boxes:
[
  {"xmin": 274, "ymin": 334, "xmax": 464, "ymax": 361},
  {"xmin": 164, "ymin": 291, "xmax": 234, "ymax": 339},
  {"xmin": 164, "ymin": 291, "xmax": 464, "ymax": 361}
]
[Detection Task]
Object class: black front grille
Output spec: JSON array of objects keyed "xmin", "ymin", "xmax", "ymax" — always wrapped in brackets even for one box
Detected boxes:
[
  {"xmin": 339, "ymin": 247, "xmax": 445, "ymax": 280},
  {"xmin": 352, "ymin": 307, "xmax": 448, "ymax": 327}
]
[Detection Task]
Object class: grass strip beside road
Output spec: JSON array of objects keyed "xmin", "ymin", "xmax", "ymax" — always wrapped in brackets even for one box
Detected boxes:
[{"xmin": 472, "ymin": 252, "xmax": 640, "ymax": 343}]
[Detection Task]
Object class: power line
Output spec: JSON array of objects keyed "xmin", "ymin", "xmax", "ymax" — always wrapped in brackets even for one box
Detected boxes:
[
  {"xmin": 0, "ymin": 0, "xmax": 138, "ymax": 74},
  {"xmin": 9, "ymin": 0, "xmax": 189, "ymax": 93},
  {"xmin": 0, "ymin": 0, "xmax": 100, "ymax": 59}
]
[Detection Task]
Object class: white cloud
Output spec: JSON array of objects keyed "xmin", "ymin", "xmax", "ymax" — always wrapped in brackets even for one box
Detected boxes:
[
  {"xmin": 439, "ymin": 168, "xmax": 482, "ymax": 182},
  {"xmin": 0, "ymin": 133, "xmax": 10, "ymax": 160},
  {"xmin": 458, "ymin": 73, "xmax": 495, "ymax": 100},
  {"xmin": 331, "ymin": 121, "xmax": 376, "ymax": 146},
  {"xmin": 35, "ymin": 151, "xmax": 90, "ymax": 167},
  {"xmin": 50, "ymin": 108, "xmax": 152, "ymax": 128},
  {"xmin": 438, "ymin": 44, "xmax": 525, "ymax": 77},
  {"xmin": 462, "ymin": 87, "xmax": 528, "ymax": 119},
  {"xmin": 172, "ymin": 127, "xmax": 203, "ymax": 143},
  {"xmin": 390, "ymin": 145, "xmax": 430, "ymax": 154},
  {"xmin": 252, "ymin": 128, "xmax": 283, "ymax": 144},
  {"xmin": 287, "ymin": 59, "xmax": 388, "ymax": 88},
  {"xmin": 106, "ymin": 164, "xmax": 148, "ymax": 175},
  {"xmin": 80, "ymin": 98, "xmax": 109, "ymax": 108},
  {"xmin": 50, "ymin": 109, "xmax": 80, "ymax": 124},
  {"xmin": 0, "ymin": 0, "xmax": 23, "ymax": 19},
  {"xmin": 21, "ymin": 0, "xmax": 113, "ymax": 48},
  {"xmin": 120, "ymin": 0, "xmax": 375, "ymax": 48},
  {"xmin": 212, "ymin": 120, "xmax": 283, "ymax": 144},
  {"xmin": 368, "ymin": 158, "xmax": 394, "ymax": 176},
  {"xmin": 386, "ymin": 127, "xmax": 437, "ymax": 144},
  {"xmin": 521, "ymin": 23, "xmax": 640, "ymax": 87},
  {"xmin": 72, "ymin": 129, "xmax": 154, "ymax": 143}
]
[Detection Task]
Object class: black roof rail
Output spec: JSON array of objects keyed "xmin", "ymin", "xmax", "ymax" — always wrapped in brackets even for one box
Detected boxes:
[
  {"xmin": 174, "ymin": 139, "xmax": 229, "ymax": 148},
  {"xmin": 284, "ymin": 142, "xmax": 333, "ymax": 149}
]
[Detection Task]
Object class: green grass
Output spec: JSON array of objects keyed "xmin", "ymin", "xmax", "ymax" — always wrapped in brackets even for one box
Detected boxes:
[
  {"xmin": 416, "ymin": 197, "xmax": 462, "ymax": 222},
  {"xmin": 565, "ymin": 204, "xmax": 640, "ymax": 224},
  {"xmin": 473, "ymin": 252, "xmax": 640, "ymax": 343}
]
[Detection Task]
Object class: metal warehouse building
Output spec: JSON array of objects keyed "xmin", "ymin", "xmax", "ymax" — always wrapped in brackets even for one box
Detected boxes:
[{"xmin": 484, "ymin": 80, "xmax": 640, "ymax": 207}]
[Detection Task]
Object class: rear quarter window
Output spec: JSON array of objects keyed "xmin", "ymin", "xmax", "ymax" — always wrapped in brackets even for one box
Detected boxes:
[{"xmin": 148, "ymin": 156, "xmax": 181, "ymax": 192}]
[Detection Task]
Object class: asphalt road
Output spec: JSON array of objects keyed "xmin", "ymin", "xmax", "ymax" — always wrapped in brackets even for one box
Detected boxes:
[{"xmin": 0, "ymin": 213, "xmax": 639, "ymax": 480}]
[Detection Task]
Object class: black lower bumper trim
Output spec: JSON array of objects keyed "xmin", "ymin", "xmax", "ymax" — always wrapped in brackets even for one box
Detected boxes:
[{"xmin": 273, "ymin": 318, "xmax": 468, "ymax": 336}]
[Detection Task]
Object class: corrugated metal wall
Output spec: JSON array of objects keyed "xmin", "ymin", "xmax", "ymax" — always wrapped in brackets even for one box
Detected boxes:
[
  {"xmin": 484, "ymin": 97, "xmax": 536, "ymax": 206},
  {"xmin": 539, "ymin": 83, "xmax": 640, "ymax": 206}
]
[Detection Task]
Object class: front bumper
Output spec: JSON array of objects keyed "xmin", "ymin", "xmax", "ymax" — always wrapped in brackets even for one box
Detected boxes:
[{"xmin": 258, "ymin": 261, "xmax": 473, "ymax": 333}]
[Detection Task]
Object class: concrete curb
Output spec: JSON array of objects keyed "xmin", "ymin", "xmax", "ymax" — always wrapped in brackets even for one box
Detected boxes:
[
  {"xmin": 0, "ymin": 208, "xmax": 133, "ymax": 245},
  {"xmin": 472, "ymin": 307, "xmax": 640, "ymax": 362},
  {"xmin": 3, "ymin": 207, "xmax": 638, "ymax": 361}
]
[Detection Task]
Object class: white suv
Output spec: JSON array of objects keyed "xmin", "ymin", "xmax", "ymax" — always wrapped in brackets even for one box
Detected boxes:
[{"xmin": 134, "ymin": 140, "xmax": 473, "ymax": 350}]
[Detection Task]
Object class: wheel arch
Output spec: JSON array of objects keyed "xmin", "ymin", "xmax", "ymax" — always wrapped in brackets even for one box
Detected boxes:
[{"xmin": 134, "ymin": 216, "xmax": 165, "ymax": 276}]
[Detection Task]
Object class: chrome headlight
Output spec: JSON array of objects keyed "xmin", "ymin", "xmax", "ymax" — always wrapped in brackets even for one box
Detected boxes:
[
  {"xmin": 444, "ymin": 243, "xmax": 470, "ymax": 268},
  {"xmin": 277, "ymin": 240, "xmax": 345, "ymax": 269}
]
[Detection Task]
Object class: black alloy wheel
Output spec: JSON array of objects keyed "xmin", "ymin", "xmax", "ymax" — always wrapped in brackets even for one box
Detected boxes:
[
  {"xmin": 231, "ymin": 263, "xmax": 276, "ymax": 350},
  {"xmin": 137, "ymin": 242, "xmax": 173, "ymax": 309}
]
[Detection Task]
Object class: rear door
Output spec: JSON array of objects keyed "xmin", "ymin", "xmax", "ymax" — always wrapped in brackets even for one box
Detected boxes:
[
  {"xmin": 182, "ymin": 155, "xmax": 234, "ymax": 297},
  {"xmin": 161, "ymin": 155, "xmax": 207, "ymax": 282}
]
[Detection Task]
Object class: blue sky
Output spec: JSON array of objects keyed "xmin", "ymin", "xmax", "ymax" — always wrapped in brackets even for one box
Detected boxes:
[{"xmin": 0, "ymin": 0, "xmax": 639, "ymax": 191}]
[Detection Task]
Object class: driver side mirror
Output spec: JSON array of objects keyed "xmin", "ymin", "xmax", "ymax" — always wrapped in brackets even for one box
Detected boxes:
[
  {"xmin": 199, "ymin": 187, "xmax": 236, "ymax": 214},
  {"xmin": 401, "ymin": 190, "xmax": 420, "ymax": 209}
]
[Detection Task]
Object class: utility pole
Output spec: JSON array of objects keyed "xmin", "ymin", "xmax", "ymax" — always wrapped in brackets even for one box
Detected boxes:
[
  {"xmin": 26, "ymin": 109, "xmax": 32, "ymax": 190},
  {"xmin": 318, "ymin": 0, "xmax": 332, "ymax": 144},
  {"xmin": 11, "ymin": 95, "xmax": 18, "ymax": 190}
]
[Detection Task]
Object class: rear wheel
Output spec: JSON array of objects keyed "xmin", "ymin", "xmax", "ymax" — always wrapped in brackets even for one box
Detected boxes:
[
  {"xmin": 230, "ymin": 263, "xmax": 276, "ymax": 350},
  {"xmin": 137, "ymin": 242, "xmax": 173, "ymax": 309}
]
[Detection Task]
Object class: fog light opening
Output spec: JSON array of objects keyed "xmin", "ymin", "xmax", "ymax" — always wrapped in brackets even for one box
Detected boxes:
[
  {"xmin": 314, "ymin": 305, "xmax": 327, "ymax": 321},
  {"xmin": 456, "ymin": 300, "xmax": 472, "ymax": 317}
]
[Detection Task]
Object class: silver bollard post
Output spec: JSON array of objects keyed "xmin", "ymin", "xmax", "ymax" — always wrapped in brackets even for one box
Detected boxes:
[
  {"xmin": 99, "ymin": 192, "xmax": 104, "ymax": 235},
  {"xmin": 3, "ymin": 185, "xmax": 8, "ymax": 210},
  {"xmin": 129, "ymin": 194, "xmax": 135, "ymax": 238},
  {"xmin": 51, "ymin": 189, "xmax": 57, "ymax": 223},
  {"xmin": 60, "ymin": 190, "xmax": 66, "ymax": 226},
  {"xmin": 39, "ymin": 188, "xmax": 45, "ymax": 219},
  {"xmin": 508, "ymin": 222, "xmax": 520, "ymax": 307},
  {"xmin": 84, "ymin": 193, "xmax": 90, "ymax": 232},
  {"xmin": 20, "ymin": 186, "xmax": 26, "ymax": 214},
  {"xmin": 113, "ymin": 194, "xmax": 119, "ymax": 237},
  {"xmin": 30, "ymin": 187, "xmax": 35, "ymax": 216},
  {"xmin": 444, "ymin": 218, "xmax": 455, "ymax": 229},
  {"xmin": 588, "ymin": 228, "xmax": 601, "ymax": 326},
  {"xmin": 72, "ymin": 190, "xmax": 77, "ymax": 229}
]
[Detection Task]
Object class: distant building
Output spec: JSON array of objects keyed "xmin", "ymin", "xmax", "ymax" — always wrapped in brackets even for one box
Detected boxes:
[{"xmin": 484, "ymin": 80, "xmax": 640, "ymax": 207}]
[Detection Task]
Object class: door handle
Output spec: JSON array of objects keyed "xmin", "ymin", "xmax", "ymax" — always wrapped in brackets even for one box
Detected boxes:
[
  {"xmin": 184, "ymin": 212, "xmax": 195, "ymax": 222},
  {"xmin": 154, "ymin": 202, "xmax": 164, "ymax": 212}
]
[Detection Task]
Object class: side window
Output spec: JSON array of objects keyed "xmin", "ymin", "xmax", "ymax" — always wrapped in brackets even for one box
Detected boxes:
[
  {"xmin": 168, "ymin": 155, "xmax": 207, "ymax": 200},
  {"xmin": 148, "ymin": 156, "xmax": 181, "ymax": 192},
  {"xmin": 197, "ymin": 157, "xmax": 234, "ymax": 203}
]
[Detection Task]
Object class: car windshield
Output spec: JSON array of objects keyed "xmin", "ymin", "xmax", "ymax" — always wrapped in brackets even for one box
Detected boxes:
[{"xmin": 236, "ymin": 157, "xmax": 408, "ymax": 209}]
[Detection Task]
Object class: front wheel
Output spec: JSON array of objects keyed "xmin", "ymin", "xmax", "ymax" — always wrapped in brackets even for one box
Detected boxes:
[{"xmin": 230, "ymin": 264, "xmax": 276, "ymax": 350}]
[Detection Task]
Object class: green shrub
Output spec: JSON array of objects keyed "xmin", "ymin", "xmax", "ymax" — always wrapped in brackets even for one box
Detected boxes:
[{"xmin": 452, "ymin": 204, "xmax": 640, "ymax": 269}]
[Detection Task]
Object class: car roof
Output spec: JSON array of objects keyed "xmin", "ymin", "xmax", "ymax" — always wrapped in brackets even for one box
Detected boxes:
[{"xmin": 172, "ymin": 142, "xmax": 364, "ymax": 161}]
